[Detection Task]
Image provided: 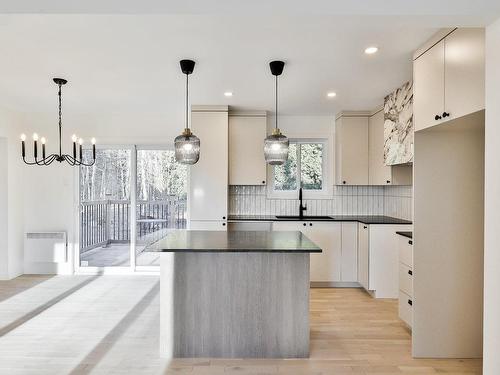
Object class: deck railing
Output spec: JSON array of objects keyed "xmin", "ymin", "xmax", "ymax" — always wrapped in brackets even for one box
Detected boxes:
[{"xmin": 80, "ymin": 197, "xmax": 187, "ymax": 252}]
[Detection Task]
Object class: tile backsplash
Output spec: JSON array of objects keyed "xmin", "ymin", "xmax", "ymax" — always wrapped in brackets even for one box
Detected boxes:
[{"xmin": 229, "ymin": 185, "xmax": 412, "ymax": 220}]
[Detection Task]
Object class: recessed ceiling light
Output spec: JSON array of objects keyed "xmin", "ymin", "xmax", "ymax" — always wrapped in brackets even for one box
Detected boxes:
[
  {"xmin": 365, "ymin": 46, "xmax": 379, "ymax": 55},
  {"xmin": 224, "ymin": 92, "xmax": 233, "ymax": 97},
  {"xmin": 327, "ymin": 92, "xmax": 337, "ymax": 98}
]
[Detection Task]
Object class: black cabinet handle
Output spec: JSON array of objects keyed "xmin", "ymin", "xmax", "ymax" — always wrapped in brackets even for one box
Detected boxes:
[
  {"xmin": 222, "ymin": 223, "xmax": 226, "ymax": 226},
  {"xmin": 442, "ymin": 112, "xmax": 450, "ymax": 118},
  {"xmin": 342, "ymin": 181, "xmax": 346, "ymax": 184},
  {"xmin": 409, "ymin": 240, "xmax": 413, "ymax": 245},
  {"xmin": 408, "ymin": 270, "xmax": 413, "ymax": 276},
  {"xmin": 222, "ymin": 216, "xmax": 226, "ymax": 220},
  {"xmin": 363, "ymin": 225, "xmax": 367, "ymax": 229},
  {"xmin": 309, "ymin": 223, "xmax": 313, "ymax": 226},
  {"xmin": 408, "ymin": 299, "xmax": 413, "ymax": 306},
  {"xmin": 262, "ymin": 180, "xmax": 266, "ymax": 184},
  {"xmin": 386, "ymin": 180, "xmax": 391, "ymax": 184},
  {"xmin": 435, "ymin": 114, "xmax": 442, "ymax": 120},
  {"xmin": 303, "ymin": 223, "xmax": 306, "ymax": 227}
]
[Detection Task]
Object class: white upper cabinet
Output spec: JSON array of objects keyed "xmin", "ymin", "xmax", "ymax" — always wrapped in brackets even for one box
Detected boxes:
[
  {"xmin": 369, "ymin": 110, "xmax": 412, "ymax": 185},
  {"xmin": 228, "ymin": 113, "xmax": 267, "ymax": 186},
  {"xmin": 189, "ymin": 106, "xmax": 228, "ymax": 222},
  {"xmin": 414, "ymin": 39, "xmax": 445, "ymax": 131},
  {"xmin": 335, "ymin": 114, "xmax": 369, "ymax": 185},
  {"xmin": 444, "ymin": 28, "xmax": 485, "ymax": 121},
  {"xmin": 413, "ymin": 28, "xmax": 485, "ymax": 131}
]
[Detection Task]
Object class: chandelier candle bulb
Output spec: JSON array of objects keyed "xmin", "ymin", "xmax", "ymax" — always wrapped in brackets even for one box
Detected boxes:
[
  {"xmin": 20, "ymin": 134, "xmax": 26, "ymax": 158},
  {"xmin": 41, "ymin": 137, "xmax": 46, "ymax": 158},
  {"xmin": 78, "ymin": 138, "xmax": 83, "ymax": 160},
  {"xmin": 33, "ymin": 138, "xmax": 37, "ymax": 159},
  {"xmin": 91, "ymin": 138, "xmax": 96, "ymax": 160}
]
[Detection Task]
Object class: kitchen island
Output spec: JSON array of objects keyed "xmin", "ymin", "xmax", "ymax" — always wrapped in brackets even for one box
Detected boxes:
[{"xmin": 146, "ymin": 230, "xmax": 321, "ymax": 359}]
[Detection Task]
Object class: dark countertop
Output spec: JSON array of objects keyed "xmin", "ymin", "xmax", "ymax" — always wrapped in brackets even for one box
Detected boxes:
[
  {"xmin": 145, "ymin": 230, "xmax": 322, "ymax": 253},
  {"xmin": 396, "ymin": 231, "xmax": 413, "ymax": 239},
  {"xmin": 228, "ymin": 215, "xmax": 412, "ymax": 225}
]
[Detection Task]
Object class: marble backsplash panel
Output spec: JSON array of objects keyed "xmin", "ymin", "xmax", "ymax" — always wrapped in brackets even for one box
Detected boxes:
[{"xmin": 229, "ymin": 185, "xmax": 412, "ymax": 220}]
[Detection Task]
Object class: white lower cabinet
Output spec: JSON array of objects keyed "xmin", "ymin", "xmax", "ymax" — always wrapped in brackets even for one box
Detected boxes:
[
  {"xmin": 340, "ymin": 222, "xmax": 358, "ymax": 282},
  {"xmin": 190, "ymin": 220, "xmax": 227, "ymax": 231},
  {"xmin": 273, "ymin": 221, "xmax": 359, "ymax": 283},
  {"xmin": 357, "ymin": 223, "xmax": 370, "ymax": 290},
  {"xmin": 399, "ymin": 291, "xmax": 413, "ymax": 327},
  {"xmin": 398, "ymin": 234, "xmax": 413, "ymax": 328},
  {"xmin": 357, "ymin": 223, "xmax": 412, "ymax": 298}
]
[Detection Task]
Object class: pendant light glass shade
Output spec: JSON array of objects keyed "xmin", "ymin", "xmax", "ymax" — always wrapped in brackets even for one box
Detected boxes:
[
  {"xmin": 264, "ymin": 128, "xmax": 289, "ymax": 165},
  {"xmin": 175, "ymin": 59, "xmax": 200, "ymax": 165},
  {"xmin": 175, "ymin": 128, "xmax": 200, "ymax": 165},
  {"xmin": 264, "ymin": 60, "xmax": 289, "ymax": 165}
]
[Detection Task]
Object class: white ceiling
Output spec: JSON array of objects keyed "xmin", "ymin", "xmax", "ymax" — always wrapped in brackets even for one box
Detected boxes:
[{"xmin": 0, "ymin": 5, "xmax": 499, "ymax": 119}]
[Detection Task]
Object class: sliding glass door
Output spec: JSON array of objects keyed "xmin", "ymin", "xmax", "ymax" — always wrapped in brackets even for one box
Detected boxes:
[
  {"xmin": 79, "ymin": 147, "xmax": 133, "ymax": 268},
  {"xmin": 78, "ymin": 146, "xmax": 187, "ymax": 271},
  {"xmin": 135, "ymin": 148, "xmax": 187, "ymax": 267}
]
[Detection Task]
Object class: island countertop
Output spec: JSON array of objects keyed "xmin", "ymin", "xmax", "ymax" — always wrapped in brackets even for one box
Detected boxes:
[{"xmin": 146, "ymin": 230, "xmax": 322, "ymax": 253}]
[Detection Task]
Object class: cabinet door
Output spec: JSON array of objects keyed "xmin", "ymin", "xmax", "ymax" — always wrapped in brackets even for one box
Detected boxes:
[
  {"xmin": 335, "ymin": 116, "xmax": 369, "ymax": 185},
  {"xmin": 368, "ymin": 110, "xmax": 392, "ymax": 185},
  {"xmin": 190, "ymin": 220, "xmax": 227, "ymax": 231},
  {"xmin": 228, "ymin": 114, "xmax": 267, "ymax": 185},
  {"xmin": 444, "ymin": 28, "xmax": 485, "ymax": 121},
  {"xmin": 189, "ymin": 109, "xmax": 228, "ymax": 221},
  {"xmin": 341, "ymin": 222, "xmax": 358, "ymax": 282},
  {"xmin": 357, "ymin": 223, "xmax": 369, "ymax": 289},
  {"xmin": 413, "ymin": 39, "xmax": 445, "ymax": 131},
  {"xmin": 307, "ymin": 222, "xmax": 342, "ymax": 282}
]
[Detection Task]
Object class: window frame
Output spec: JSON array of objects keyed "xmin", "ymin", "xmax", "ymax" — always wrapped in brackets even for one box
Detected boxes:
[{"xmin": 267, "ymin": 138, "xmax": 330, "ymax": 199}]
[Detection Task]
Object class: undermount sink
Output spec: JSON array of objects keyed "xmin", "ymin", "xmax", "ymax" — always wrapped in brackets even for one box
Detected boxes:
[{"xmin": 275, "ymin": 215, "xmax": 333, "ymax": 220}]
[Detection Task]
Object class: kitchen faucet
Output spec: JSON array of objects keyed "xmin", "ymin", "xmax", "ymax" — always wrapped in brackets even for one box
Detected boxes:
[{"xmin": 299, "ymin": 187, "xmax": 307, "ymax": 219}]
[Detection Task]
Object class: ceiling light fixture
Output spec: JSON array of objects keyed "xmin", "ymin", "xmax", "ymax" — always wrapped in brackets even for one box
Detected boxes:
[
  {"xmin": 174, "ymin": 59, "xmax": 200, "ymax": 165},
  {"xmin": 264, "ymin": 60, "xmax": 289, "ymax": 165},
  {"xmin": 327, "ymin": 92, "xmax": 337, "ymax": 98},
  {"xmin": 20, "ymin": 78, "xmax": 96, "ymax": 166},
  {"xmin": 365, "ymin": 46, "xmax": 379, "ymax": 55},
  {"xmin": 224, "ymin": 92, "xmax": 233, "ymax": 97}
]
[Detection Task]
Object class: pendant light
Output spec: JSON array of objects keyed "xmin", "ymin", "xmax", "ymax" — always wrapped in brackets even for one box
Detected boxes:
[
  {"xmin": 175, "ymin": 59, "xmax": 200, "ymax": 165},
  {"xmin": 264, "ymin": 60, "xmax": 289, "ymax": 165},
  {"xmin": 20, "ymin": 78, "xmax": 96, "ymax": 166}
]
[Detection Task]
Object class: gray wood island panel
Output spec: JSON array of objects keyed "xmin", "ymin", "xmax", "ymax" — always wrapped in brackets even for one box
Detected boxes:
[{"xmin": 149, "ymin": 230, "xmax": 320, "ymax": 359}]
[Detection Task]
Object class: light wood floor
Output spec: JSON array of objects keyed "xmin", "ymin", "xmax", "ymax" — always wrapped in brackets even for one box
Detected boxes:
[{"xmin": 0, "ymin": 275, "xmax": 482, "ymax": 374}]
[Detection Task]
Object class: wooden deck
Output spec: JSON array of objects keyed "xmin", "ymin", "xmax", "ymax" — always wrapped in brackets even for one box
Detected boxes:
[{"xmin": 0, "ymin": 276, "xmax": 482, "ymax": 374}]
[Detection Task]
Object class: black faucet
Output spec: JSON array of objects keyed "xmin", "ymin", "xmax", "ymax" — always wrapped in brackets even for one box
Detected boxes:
[{"xmin": 299, "ymin": 187, "xmax": 307, "ymax": 219}]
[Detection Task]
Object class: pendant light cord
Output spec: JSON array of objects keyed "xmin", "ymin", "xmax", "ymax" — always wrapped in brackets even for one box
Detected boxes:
[
  {"xmin": 275, "ymin": 75, "xmax": 278, "ymax": 130},
  {"xmin": 186, "ymin": 73, "xmax": 189, "ymax": 130},
  {"xmin": 58, "ymin": 83, "xmax": 62, "ymax": 156}
]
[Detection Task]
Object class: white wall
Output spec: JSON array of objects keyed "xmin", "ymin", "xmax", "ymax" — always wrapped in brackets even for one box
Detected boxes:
[
  {"xmin": 0, "ymin": 108, "xmax": 25, "ymax": 279},
  {"xmin": 484, "ymin": 17, "xmax": 500, "ymax": 375}
]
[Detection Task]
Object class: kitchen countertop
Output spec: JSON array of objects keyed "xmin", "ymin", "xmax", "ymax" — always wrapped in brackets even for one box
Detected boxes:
[
  {"xmin": 396, "ymin": 231, "xmax": 413, "ymax": 239},
  {"xmin": 145, "ymin": 230, "xmax": 322, "ymax": 253},
  {"xmin": 228, "ymin": 215, "xmax": 412, "ymax": 225}
]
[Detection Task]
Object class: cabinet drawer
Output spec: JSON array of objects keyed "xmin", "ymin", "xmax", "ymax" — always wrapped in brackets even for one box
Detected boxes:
[
  {"xmin": 399, "ymin": 263, "xmax": 413, "ymax": 297},
  {"xmin": 399, "ymin": 291, "xmax": 413, "ymax": 328},
  {"xmin": 399, "ymin": 235, "xmax": 413, "ymax": 268}
]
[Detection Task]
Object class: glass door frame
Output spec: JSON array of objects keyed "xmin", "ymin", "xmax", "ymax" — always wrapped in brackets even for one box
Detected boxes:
[{"xmin": 75, "ymin": 143, "xmax": 180, "ymax": 274}]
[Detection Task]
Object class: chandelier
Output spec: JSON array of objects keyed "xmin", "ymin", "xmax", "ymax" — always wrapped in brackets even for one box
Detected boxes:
[{"xmin": 20, "ymin": 78, "xmax": 96, "ymax": 166}]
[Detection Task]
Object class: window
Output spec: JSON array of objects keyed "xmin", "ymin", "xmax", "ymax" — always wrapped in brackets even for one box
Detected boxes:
[{"xmin": 273, "ymin": 140, "xmax": 326, "ymax": 195}]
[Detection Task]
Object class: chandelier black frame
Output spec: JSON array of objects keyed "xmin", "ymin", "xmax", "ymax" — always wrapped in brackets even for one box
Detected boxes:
[{"xmin": 21, "ymin": 78, "xmax": 96, "ymax": 166}]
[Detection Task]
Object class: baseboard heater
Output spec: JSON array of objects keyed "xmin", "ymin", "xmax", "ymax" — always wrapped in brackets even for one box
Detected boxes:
[{"xmin": 24, "ymin": 231, "xmax": 67, "ymax": 263}]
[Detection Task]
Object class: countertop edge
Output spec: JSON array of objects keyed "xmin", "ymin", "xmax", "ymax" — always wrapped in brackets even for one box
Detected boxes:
[{"xmin": 228, "ymin": 216, "xmax": 412, "ymax": 225}]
